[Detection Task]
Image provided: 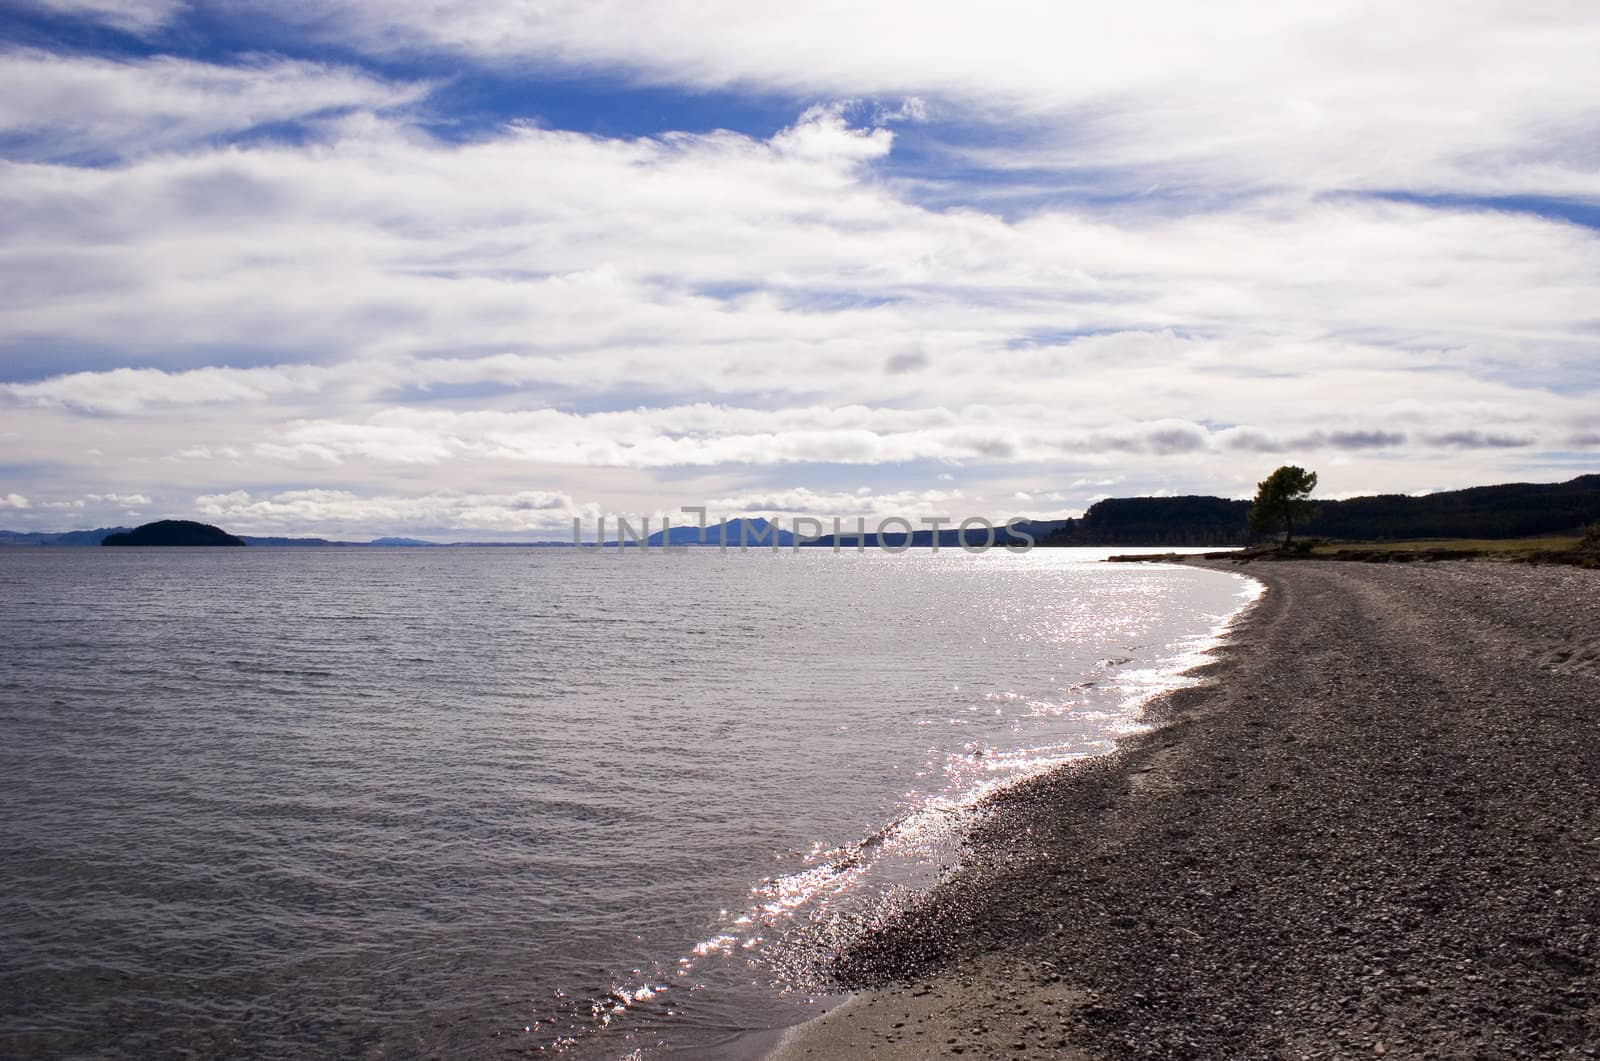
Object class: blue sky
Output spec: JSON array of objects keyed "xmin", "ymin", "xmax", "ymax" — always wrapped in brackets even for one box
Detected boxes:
[{"xmin": 2, "ymin": 1, "xmax": 1598, "ymax": 539}]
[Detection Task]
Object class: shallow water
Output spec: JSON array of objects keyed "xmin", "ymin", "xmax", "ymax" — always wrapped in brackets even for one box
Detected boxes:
[{"xmin": 0, "ymin": 547, "xmax": 1252, "ymax": 1058}]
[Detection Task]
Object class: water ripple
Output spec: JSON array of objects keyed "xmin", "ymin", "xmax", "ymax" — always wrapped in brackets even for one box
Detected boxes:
[{"xmin": 0, "ymin": 547, "xmax": 1251, "ymax": 1058}]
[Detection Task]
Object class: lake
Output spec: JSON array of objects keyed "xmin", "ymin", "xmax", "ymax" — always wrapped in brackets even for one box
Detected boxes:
[{"xmin": 0, "ymin": 546, "xmax": 1254, "ymax": 1058}]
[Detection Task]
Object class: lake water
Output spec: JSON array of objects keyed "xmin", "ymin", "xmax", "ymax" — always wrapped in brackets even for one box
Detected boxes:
[{"xmin": 0, "ymin": 547, "xmax": 1255, "ymax": 1058}]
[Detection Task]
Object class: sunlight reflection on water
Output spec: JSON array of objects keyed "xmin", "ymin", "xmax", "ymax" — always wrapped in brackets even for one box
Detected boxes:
[{"xmin": 0, "ymin": 547, "xmax": 1256, "ymax": 1060}]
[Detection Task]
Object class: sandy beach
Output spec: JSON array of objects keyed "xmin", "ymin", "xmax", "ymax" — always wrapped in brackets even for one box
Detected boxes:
[{"xmin": 769, "ymin": 560, "xmax": 1600, "ymax": 1059}]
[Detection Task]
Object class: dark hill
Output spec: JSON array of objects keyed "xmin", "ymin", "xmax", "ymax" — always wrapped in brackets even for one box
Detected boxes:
[
  {"xmin": 102, "ymin": 520, "xmax": 246, "ymax": 547},
  {"xmin": 1045, "ymin": 474, "xmax": 1600, "ymax": 546},
  {"xmin": 1051, "ymin": 496, "xmax": 1255, "ymax": 546},
  {"xmin": 1304, "ymin": 475, "xmax": 1600, "ymax": 540},
  {"xmin": 645, "ymin": 517, "xmax": 796, "ymax": 547}
]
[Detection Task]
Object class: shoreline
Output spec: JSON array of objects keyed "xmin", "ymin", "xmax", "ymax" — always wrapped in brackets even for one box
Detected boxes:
[
  {"xmin": 740, "ymin": 564, "xmax": 1261, "ymax": 1059},
  {"xmin": 767, "ymin": 560, "xmax": 1600, "ymax": 1059}
]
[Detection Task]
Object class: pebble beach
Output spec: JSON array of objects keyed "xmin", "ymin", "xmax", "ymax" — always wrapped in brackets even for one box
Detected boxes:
[{"xmin": 770, "ymin": 560, "xmax": 1600, "ymax": 1059}]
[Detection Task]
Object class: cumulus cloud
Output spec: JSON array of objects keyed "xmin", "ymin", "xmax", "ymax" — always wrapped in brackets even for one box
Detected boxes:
[
  {"xmin": 771, "ymin": 103, "xmax": 895, "ymax": 165},
  {"xmin": 1, "ymin": 492, "xmax": 31, "ymax": 508}
]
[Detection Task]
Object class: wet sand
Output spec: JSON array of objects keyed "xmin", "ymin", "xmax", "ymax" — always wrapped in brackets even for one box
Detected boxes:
[{"xmin": 768, "ymin": 560, "xmax": 1600, "ymax": 1059}]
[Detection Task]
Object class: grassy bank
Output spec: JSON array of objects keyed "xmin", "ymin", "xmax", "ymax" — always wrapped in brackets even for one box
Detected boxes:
[
  {"xmin": 1110, "ymin": 533, "xmax": 1597, "ymax": 567},
  {"xmin": 1307, "ymin": 534, "xmax": 1582, "ymax": 557}
]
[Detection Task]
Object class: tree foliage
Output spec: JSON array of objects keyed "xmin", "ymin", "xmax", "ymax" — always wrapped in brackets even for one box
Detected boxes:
[{"xmin": 1249, "ymin": 465, "xmax": 1318, "ymax": 546}]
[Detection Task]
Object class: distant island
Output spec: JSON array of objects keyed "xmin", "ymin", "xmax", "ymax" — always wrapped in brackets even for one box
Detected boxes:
[{"xmin": 101, "ymin": 520, "xmax": 246, "ymax": 547}]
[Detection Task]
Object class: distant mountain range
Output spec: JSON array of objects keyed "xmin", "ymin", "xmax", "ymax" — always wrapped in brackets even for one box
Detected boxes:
[
  {"xmin": 0, "ymin": 527, "xmax": 129, "ymax": 547},
  {"xmin": 3, "ymin": 474, "xmax": 1595, "ymax": 549}
]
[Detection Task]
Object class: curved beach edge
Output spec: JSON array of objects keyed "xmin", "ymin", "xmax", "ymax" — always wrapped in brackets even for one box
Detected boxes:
[{"xmin": 766, "ymin": 559, "xmax": 1600, "ymax": 1059}]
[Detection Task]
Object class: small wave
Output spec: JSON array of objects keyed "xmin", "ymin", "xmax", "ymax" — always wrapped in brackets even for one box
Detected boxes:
[{"xmin": 548, "ymin": 568, "xmax": 1269, "ymax": 1055}]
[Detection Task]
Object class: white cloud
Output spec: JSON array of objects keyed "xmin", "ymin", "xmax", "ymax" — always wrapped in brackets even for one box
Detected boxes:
[
  {"xmin": 2, "ymin": 364, "xmax": 329, "ymax": 414},
  {"xmin": 194, "ymin": 488, "xmax": 590, "ymax": 536},
  {"xmin": 0, "ymin": 50, "xmax": 427, "ymax": 160},
  {"xmin": 875, "ymin": 97, "xmax": 927, "ymax": 124},
  {"xmin": 771, "ymin": 103, "xmax": 894, "ymax": 164},
  {"xmin": 258, "ymin": 1, "xmax": 1600, "ymax": 200},
  {"xmin": 2, "ymin": 29, "xmax": 1598, "ymax": 536},
  {"xmin": 172, "ymin": 444, "xmax": 243, "ymax": 460},
  {"xmin": 1, "ymin": 492, "xmax": 31, "ymax": 509},
  {"xmin": 3, "ymin": 109, "xmax": 1595, "ymax": 396},
  {"xmin": 83, "ymin": 398, "xmax": 1584, "ymax": 475},
  {"xmin": 702, "ymin": 486, "xmax": 965, "ymax": 519},
  {"xmin": 27, "ymin": 0, "xmax": 182, "ymax": 34}
]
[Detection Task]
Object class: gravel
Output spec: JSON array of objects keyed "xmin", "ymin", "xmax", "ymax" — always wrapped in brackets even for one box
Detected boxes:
[{"xmin": 768, "ymin": 560, "xmax": 1600, "ymax": 1060}]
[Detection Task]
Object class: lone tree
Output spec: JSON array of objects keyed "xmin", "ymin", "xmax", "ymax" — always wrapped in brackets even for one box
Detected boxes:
[{"xmin": 1249, "ymin": 465, "xmax": 1318, "ymax": 547}]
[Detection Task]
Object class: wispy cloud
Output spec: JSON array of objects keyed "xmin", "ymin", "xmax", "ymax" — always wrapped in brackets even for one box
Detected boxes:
[
  {"xmin": 28, "ymin": 0, "xmax": 183, "ymax": 35},
  {"xmin": 0, "ymin": 50, "xmax": 427, "ymax": 161},
  {"xmin": 253, "ymin": 1, "xmax": 1600, "ymax": 200}
]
